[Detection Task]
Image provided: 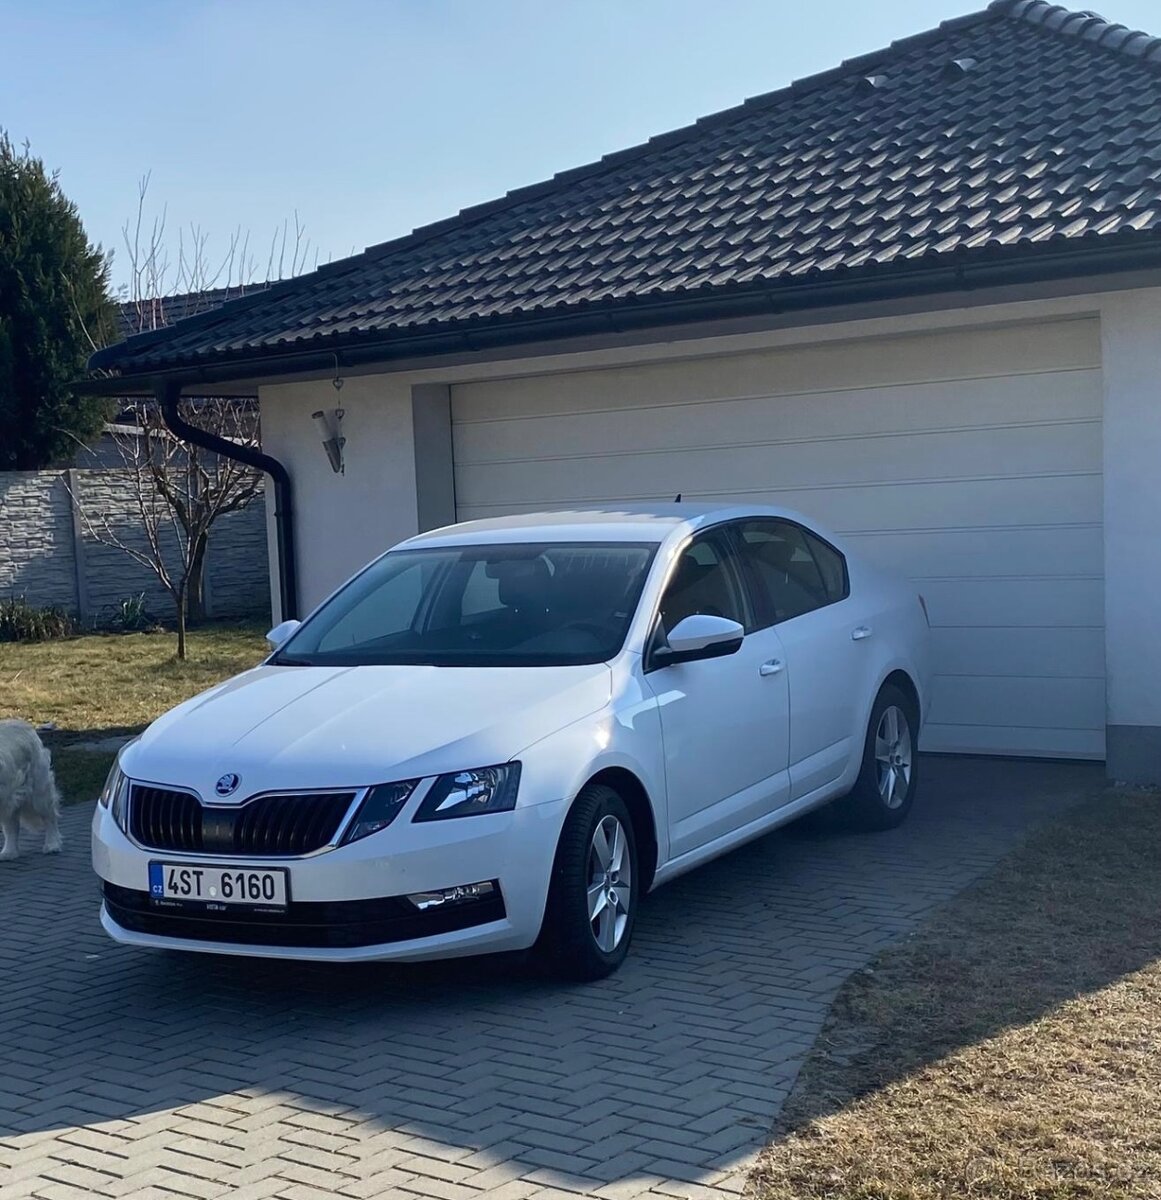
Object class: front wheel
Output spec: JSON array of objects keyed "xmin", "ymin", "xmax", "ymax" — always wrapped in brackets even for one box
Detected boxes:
[
  {"xmin": 837, "ymin": 684, "xmax": 919, "ymax": 831},
  {"xmin": 539, "ymin": 784, "xmax": 639, "ymax": 981}
]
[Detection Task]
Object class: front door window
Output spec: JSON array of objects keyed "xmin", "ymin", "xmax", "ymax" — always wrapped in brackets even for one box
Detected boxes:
[{"xmin": 658, "ymin": 532, "xmax": 750, "ymax": 636}]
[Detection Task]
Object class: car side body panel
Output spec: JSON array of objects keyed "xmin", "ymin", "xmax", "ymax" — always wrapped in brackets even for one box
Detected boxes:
[{"xmin": 643, "ymin": 622, "xmax": 792, "ymax": 859}]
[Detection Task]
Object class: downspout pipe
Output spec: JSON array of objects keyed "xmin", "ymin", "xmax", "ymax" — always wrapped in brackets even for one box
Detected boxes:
[{"xmin": 156, "ymin": 379, "xmax": 299, "ymax": 621}]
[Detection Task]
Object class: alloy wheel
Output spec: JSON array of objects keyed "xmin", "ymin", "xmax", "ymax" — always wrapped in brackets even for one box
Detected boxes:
[
  {"xmin": 875, "ymin": 704, "xmax": 912, "ymax": 809},
  {"xmin": 587, "ymin": 814, "xmax": 632, "ymax": 953}
]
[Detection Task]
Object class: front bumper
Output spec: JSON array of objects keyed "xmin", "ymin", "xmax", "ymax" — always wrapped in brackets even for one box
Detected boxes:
[{"xmin": 92, "ymin": 794, "xmax": 568, "ymax": 963}]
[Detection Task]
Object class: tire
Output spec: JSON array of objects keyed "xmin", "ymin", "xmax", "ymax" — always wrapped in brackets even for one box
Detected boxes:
[
  {"xmin": 836, "ymin": 684, "xmax": 920, "ymax": 831},
  {"xmin": 539, "ymin": 784, "xmax": 639, "ymax": 981}
]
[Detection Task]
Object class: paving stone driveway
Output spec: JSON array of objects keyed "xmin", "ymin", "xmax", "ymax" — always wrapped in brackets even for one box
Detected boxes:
[{"xmin": 1, "ymin": 757, "xmax": 1099, "ymax": 1200}]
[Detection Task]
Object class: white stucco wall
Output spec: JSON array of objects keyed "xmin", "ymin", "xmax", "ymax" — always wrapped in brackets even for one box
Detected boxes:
[
  {"xmin": 1100, "ymin": 289, "xmax": 1161, "ymax": 766},
  {"xmin": 259, "ymin": 374, "xmax": 417, "ymax": 618}
]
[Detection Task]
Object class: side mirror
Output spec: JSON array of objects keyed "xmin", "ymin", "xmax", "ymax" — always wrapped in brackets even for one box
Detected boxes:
[
  {"xmin": 652, "ymin": 614, "xmax": 744, "ymax": 667},
  {"xmin": 265, "ymin": 618, "xmax": 302, "ymax": 650}
]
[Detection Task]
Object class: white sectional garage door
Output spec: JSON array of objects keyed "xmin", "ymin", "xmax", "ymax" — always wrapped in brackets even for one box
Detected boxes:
[{"xmin": 451, "ymin": 319, "xmax": 1105, "ymax": 759}]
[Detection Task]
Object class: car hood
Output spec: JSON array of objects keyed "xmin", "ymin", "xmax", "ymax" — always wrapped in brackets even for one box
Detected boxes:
[{"xmin": 123, "ymin": 662, "xmax": 612, "ymax": 800}]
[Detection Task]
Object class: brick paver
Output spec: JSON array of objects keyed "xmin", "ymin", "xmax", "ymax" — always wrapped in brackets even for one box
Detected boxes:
[{"xmin": 0, "ymin": 757, "xmax": 1098, "ymax": 1199}]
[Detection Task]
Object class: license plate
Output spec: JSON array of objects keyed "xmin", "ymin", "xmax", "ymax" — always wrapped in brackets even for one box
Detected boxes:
[{"xmin": 148, "ymin": 862, "xmax": 289, "ymax": 910}]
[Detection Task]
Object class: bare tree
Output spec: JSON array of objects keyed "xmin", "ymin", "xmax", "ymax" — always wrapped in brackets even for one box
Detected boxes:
[
  {"xmin": 117, "ymin": 172, "xmax": 317, "ymax": 324},
  {"xmin": 71, "ymin": 400, "xmax": 262, "ymax": 659},
  {"xmin": 71, "ymin": 177, "xmax": 316, "ymax": 656}
]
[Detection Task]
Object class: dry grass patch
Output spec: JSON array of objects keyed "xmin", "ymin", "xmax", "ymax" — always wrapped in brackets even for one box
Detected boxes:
[
  {"xmin": 754, "ymin": 791, "xmax": 1161, "ymax": 1200},
  {"xmin": 52, "ymin": 747, "xmax": 117, "ymax": 805},
  {"xmin": 0, "ymin": 624, "xmax": 267, "ymax": 739}
]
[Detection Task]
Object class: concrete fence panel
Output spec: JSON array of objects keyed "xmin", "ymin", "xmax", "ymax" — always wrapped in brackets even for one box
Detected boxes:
[
  {"xmin": 0, "ymin": 468, "xmax": 269, "ymax": 624},
  {"xmin": 0, "ymin": 473, "xmax": 78, "ymax": 611}
]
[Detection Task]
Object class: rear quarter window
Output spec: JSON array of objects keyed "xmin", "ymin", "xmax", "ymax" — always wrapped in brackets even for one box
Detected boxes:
[{"xmin": 803, "ymin": 530, "xmax": 849, "ymax": 603}]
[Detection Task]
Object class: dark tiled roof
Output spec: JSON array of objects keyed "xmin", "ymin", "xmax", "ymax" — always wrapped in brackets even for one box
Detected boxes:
[{"xmin": 92, "ymin": 0, "xmax": 1161, "ymax": 378}]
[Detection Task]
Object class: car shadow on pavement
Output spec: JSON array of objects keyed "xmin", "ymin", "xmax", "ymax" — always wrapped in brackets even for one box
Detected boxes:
[{"xmin": 0, "ymin": 756, "xmax": 1107, "ymax": 1195}]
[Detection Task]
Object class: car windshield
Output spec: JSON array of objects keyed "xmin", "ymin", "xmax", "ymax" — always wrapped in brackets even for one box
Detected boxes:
[{"xmin": 273, "ymin": 541, "xmax": 658, "ymax": 668}]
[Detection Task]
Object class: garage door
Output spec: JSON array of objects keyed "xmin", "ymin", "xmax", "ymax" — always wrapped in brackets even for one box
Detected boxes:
[{"xmin": 451, "ymin": 319, "xmax": 1105, "ymax": 759}]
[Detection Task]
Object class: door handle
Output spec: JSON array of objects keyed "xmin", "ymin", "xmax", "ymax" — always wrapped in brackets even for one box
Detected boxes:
[
  {"xmin": 759, "ymin": 659, "xmax": 784, "ymax": 677},
  {"xmin": 851, "ymin": 625, "xmax": 873, "ymax": 641}
]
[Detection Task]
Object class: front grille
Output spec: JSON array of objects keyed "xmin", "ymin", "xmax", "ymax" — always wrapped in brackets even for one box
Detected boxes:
[
  {"xmin": 103, "ymin": 882, "xmax": 506, "ymax": 948},
  {"xmin": 128, "ymin": 785, "xmax": 356, "ymax": 856}
]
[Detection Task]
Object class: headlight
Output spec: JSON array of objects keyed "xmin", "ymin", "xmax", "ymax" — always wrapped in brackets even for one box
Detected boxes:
[
  {"xmin": 413, "ymin": 764, "xmax": 521, "ymax": 822},
  {"xmin": 340, "ymin": 780, "xmax": 418, "ymax": 844},
  {"xmin": 98, "ymin": 760, "xmax": 130, "ymax": 832}
]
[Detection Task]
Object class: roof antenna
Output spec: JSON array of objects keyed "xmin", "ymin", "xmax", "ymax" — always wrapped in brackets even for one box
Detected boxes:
[{"xmin": 674, "ymin": 493, "xmax": 682, "ymax": 502}]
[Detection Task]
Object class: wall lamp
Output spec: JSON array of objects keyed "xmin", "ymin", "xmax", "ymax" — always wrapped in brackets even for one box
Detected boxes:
[{"xmin": 312, "ymin": 407, "xmax": 346, "ymax": 474}]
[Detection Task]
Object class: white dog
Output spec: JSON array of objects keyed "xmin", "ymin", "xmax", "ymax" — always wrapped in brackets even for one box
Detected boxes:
[{"xmin": 0, "ymin": 719, "xmax": 63, "ymax": 859}]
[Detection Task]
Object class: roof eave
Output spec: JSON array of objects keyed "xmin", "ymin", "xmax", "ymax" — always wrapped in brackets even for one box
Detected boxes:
[{"xmin": 83, "ymin": 234, "xmax": 1161, "ymax": 392}]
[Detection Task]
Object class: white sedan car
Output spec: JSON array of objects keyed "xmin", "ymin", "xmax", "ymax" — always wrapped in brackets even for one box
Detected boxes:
[{"xmin": 93, "ymin": 505, "xmax": 931, "ymax": 979}]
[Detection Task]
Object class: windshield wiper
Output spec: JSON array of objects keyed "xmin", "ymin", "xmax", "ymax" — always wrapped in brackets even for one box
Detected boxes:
[{"xmin": 271, "ymin": 654, "xmax": 312, "ymax": 667}]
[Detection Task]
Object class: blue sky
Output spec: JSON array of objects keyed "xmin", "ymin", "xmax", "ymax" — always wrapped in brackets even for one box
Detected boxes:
[{"xmin": 3, "ymin": 0, "xmax": 1159, "ymax": 292}]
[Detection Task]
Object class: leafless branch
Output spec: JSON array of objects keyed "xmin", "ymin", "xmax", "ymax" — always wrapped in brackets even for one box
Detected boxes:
[{"xmin": 96, "ymin": 177, "xmax": 307, "ymax": 653}]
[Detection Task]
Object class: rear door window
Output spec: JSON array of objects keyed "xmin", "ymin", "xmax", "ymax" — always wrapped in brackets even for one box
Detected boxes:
[
  {"xmin": 733, "ymin": 519, "xmax": 848, "ymax": 626},
  {"xmin": 802, "ymin": 529, "xmax": 848, "ymax": 604}
]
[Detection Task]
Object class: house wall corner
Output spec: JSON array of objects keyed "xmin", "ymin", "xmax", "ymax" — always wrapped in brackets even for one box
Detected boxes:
[
  {"xmin": 1100, "ymin": 288, "xmax": 1161, "ymax": 784},
  {"xmin": 259, "ymin": 375, "xmax": 420, "ymax": 618}
]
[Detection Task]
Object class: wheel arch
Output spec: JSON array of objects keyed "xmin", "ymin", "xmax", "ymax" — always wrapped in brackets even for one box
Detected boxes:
[
  {"xmin": 881, "ymin": 668, "xmax": 921, "ymax": 726},
  {"xmin": 582, "ymin": 767, "xmax": 659, "ymax": 893}
]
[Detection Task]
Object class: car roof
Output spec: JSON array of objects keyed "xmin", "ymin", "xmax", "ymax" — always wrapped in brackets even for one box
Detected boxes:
[{"xmin": 400, "ymin": 504, "xmax": 819, "ymax": 548}]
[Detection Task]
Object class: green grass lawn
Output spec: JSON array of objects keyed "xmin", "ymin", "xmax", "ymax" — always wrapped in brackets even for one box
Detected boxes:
[
  {"xmin": 0, "ymin": 624, "xmax": 269, "ymax": 803},
  {"xmin": 52, "ymin": 746, "xmax": 119, "ymax": 806}
]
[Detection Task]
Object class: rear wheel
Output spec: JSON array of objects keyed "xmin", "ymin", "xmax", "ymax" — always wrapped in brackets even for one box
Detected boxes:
[
  {"xmin": 539, "ymin": 784, "xmax": 638, "ymax": 980},
  {"xmin": 837, "ymin": 684, "xmax": 919, "ymax": 831}
]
